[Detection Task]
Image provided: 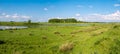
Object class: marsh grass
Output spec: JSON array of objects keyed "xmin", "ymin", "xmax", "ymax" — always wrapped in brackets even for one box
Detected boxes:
[{"xmin": 0, "ymin": 23, "xmax": 120, "ymax": 54}]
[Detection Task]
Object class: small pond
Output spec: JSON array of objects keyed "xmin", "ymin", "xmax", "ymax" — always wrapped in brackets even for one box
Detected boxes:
[{"xmin": 0, "ymin": 26, "xmax": 28, "ymax": 30}]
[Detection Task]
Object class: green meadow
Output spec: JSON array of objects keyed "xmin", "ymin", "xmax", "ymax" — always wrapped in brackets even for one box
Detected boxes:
[{"xmin": 0, "ymin": 22, "xmax": 120, "ymax": 54}]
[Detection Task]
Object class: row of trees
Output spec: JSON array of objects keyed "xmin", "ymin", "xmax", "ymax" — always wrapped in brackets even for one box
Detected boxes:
[{"xmin": 48, "ymin": 18, "xmax": 78, "ymax": 23}]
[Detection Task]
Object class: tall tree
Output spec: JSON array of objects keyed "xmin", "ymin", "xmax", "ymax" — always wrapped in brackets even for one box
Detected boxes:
[{"xmin": 28, "ymin": 19, "xmax": 31, "ymax": 24}]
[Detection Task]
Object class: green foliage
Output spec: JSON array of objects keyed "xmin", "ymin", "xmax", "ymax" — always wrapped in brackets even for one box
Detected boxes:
[
  {"xmin": 48, "ymin": 18, "xmax": 62, "ymax": 23},
  {"xmin": 0, "ymin": 21, "xmax": 26, "ymax": 26},
  {"xmin": 48, "ymin": 18, "xmax": 77, "ymax": 23},
  {"xmin": 28, "ymin": 20, "xmax": 31, "ymax": 24}
]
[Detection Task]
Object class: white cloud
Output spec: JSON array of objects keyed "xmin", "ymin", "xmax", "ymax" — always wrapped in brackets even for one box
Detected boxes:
[
  {"xmin": 103, "ymin": 10, "xmax": 120, "ymax": 20},
  {"xmin": 75, "ymin": 13, "xmax": 80, "ymax": 17},
  {"xmin": 21, "ymin": 16, "xmax": 31, "ymax": 19},
  {"xmin": 5, "ymin": 15, "xmax": 11, "ymax": 18},
  {"xmin": 44, "ymin": 8, "xmax": 48, "ymax": 11},
  {"xmin": 0, "ymin": 13, "xmax": 31, "ymax": 19},
  {"xmin": 12, "ymin": 13, "xmax": 19, "ymax": 18},
  {"xmin": 84, "ymin": 10, "xmax": 120, "ymax": 21},
  {"xmin": 114, "ymin": 4, "xmax": 120, "ymax": 7},
  {"xmin": 75, "ymin": 10, "xmax": 120, "ymax": 22}
]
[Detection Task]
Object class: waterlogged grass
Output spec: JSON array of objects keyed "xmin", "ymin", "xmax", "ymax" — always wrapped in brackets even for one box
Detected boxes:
[{"xmin": 0, "ymin": 23, "xmax": 120, "ymax": 54}]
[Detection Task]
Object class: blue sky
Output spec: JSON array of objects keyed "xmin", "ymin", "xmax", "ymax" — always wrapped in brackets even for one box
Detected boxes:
[{"xmin": 0, "ymin": 0, "xmax": 120, "ymax": 22}]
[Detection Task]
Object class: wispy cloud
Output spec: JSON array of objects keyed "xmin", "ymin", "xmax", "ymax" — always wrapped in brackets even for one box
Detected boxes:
[
  {"xmin": 5, "ymin": 15, "xmax": 10, "ymax": 18},
  {"xmin": 75, "ymin": 13, "xmax": 80, "ymax": 17},
  {"xmin": 76, "ymin": 5, "xmax": 83, "ymax": 8},
  {"xmin": 114, "ymin": 4, "xmax": 120, "ymax": 7},
  {"xmin": 76, "ymin": 5, "xmax": 93, "ymax": 8},
  {"xmin": 12, "ymin": 13, "xmax": 19, "ymax": 18},
  {"xmin": 44, "ymin": 8, "xmax": 48, "ymax": 11},
  {"xmin": 0, "ymin": 13, "xmax": 31, "ymax": 19},
  {"xmin": 2, "ymin": 13, "xmax": 6, "ymax": 15}
]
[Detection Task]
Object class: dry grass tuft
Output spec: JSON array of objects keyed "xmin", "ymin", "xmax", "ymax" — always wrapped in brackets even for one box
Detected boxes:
[{"xmin": 59, "ymin": 42, "xmax": 74, "ymax": 52}]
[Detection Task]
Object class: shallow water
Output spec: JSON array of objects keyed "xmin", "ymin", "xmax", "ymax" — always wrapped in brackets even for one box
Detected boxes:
[{"xmin": 0, "ymin": 26, "xmax": 28, "ymax": 30}]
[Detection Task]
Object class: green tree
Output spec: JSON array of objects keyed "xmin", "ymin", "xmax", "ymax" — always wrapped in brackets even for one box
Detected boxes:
[
  {"xmin": 48, "ymin": 18, "xmax": 61, "ymax": 23},
  {"xmin": 28, "ymin": 20, "xmax": 31, "ymax": 24},
  {"xmin": 48, "ymin": 18, "xmax": 77, "ymax": 23}
]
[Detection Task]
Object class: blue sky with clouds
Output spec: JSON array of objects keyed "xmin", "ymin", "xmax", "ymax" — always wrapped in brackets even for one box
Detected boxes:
[{"xmin": 0, "ymin": 0, "xmax": 120, "ymax": 22}]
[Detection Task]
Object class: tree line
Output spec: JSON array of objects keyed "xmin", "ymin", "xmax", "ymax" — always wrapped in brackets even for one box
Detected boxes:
[{"xmin": 48, "ymin": 18, "xmax": 78, "ymax": 23}]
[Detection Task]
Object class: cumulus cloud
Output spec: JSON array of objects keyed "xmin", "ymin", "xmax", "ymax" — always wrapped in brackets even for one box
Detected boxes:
[
  {"xmin": 44, "ymin": 8, "xmax": 48, "ymax": 11},
  {"xmin": 114, "ymin": 4, "xmax": 120, "ymax": 7},
  {"xmin": 75, "ymin": 10, "xmax": 120, "ymax": 22},
  {"xmin": 103, "ymin": 10, "xmax": 120, "ymax": 20},
  {"xmin": 75, "ymin": 13, "xmax": 80, "ymax": 17},
  {"xmin": 0, "ymin": 13, "xmax": 31, "ymax": 19},
  {"xmin": 80, "ymin": 10, "xmax": 120, "ymax": 21}
]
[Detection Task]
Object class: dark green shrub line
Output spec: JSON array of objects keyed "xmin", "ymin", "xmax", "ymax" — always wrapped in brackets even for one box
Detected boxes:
[{"xmin": 48, "ymin": 18, "xmax": 77, "ymax": 23}]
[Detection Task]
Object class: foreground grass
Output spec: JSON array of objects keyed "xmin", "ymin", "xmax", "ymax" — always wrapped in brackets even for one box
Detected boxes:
[{"xmin": 0, "ymin": 23, "xmax": 120, "ymax": 54}]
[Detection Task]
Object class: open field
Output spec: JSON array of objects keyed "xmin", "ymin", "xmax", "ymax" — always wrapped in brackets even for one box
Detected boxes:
[{"xmin": 0, "ymin": 23, "xmax": 120, "ymax": 54}]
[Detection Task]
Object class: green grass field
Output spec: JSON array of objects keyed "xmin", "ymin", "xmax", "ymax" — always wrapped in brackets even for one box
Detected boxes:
[{"xmin": 0, "ymin": 23, "xmax": 120, "ymax": 54}]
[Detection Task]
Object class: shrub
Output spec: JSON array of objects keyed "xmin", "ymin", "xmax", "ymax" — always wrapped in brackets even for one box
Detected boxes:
[
  {"xmin": 112, "ymin": 25, "xmax": 120, "ymax": 29},
  {"xmin": 54, "ymin": 32, "xmax": 60, "ymax": 34},
  {"xmin": 59, "ymin": 42, "xmax": 74, "ymax": 52},
  {"xmin": 0, "ymin": 29, "xmax": 4, "ymax": 31},
  {"xmin": 48, "ymin": 18, "xmax": 77, "ymax": 23},
  {"xmin": 29, "ymin": 46, "xmax": 33, "ymax": 49},
  {"xmin": 29, "ymin": 33, "xmax": 34, "ymax": 36},
  {"xmin": 0, "ymin": 40, "xmax": 6, "ymax": 44}
]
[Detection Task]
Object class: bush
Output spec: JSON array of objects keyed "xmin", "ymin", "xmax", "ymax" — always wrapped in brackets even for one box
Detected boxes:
[
  {"xmin": 54, "ymin": 32, "xmax": 60, "ymax": 34},
  {"xmin": 112, "ymin": 25, "xmax": 120, "ymax": 29},
  {"xmin": 29, "ymin": 33, "xmax": 34, "ymax": 36},
  {"xmin": 0, "ymin": 40, "xmax": 6, "ymax": 44}
]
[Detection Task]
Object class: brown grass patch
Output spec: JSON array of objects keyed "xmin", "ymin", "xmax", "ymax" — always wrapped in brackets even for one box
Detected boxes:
[{"xmin": 59, "ymin": 42, "xmax": 74, "ymax": 52}]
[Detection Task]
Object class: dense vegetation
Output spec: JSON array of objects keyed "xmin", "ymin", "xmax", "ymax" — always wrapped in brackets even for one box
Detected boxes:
[
  {"xmin": 0, "ymin": 22, "xmax": 120, "ymax": 54},
  {"xmin": 48, "ymin": 18, "xmax": 77, "ymax": 23},
  {"xmin": 0, "ymin": 21, "xmax": 39, "ymax": 26}
]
